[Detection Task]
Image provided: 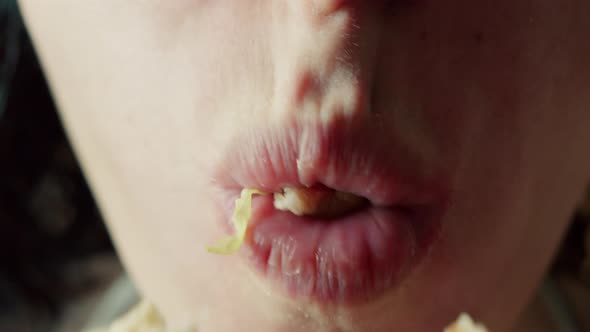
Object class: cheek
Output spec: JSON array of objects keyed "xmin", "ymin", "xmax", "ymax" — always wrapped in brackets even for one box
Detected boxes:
[
  {"xmin": 374, "ymin": 0, "xmax": 590, "ymax": 180},
  {"xmin": 366, "ymin": 2, "xmax": 590, "ymax": 328}
]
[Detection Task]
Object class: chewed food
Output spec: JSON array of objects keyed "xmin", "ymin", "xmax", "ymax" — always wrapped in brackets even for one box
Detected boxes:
[
  {"xmin": 444, "ymin": 313, "xmax": 488, "ymax": 332},
  {"xmin": 274, "ymin": 187, "xmax": 366, "ymax": 218},
  {"xmin": 207, "ymin": 188, "xmax": 263, "ymax": 255}
]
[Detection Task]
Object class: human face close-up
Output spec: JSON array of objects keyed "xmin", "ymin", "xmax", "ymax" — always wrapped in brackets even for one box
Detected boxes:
[{"xmin": 18, "ymin": 1, "xmax": 590, "ymax": 331}]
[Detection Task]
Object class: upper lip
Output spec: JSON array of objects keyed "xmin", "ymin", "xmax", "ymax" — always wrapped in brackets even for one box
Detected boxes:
[{"xmin": 212, "ymin": 117, "xmax": 448, "ymax": 209}]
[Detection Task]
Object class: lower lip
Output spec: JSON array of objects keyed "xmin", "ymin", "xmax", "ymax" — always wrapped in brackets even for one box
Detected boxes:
[{"xmin": 233, "ymin": 194, "xmax": 442, "ymax": 305}]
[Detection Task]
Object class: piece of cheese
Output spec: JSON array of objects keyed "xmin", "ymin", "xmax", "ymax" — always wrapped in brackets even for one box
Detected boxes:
[
  {"xmin": 444, "ymin": 313, "xmax": 488, "ymax": 332},
  {"xmin": 207, "ymin": 189, "xmax": 263, "ymax": 255}
]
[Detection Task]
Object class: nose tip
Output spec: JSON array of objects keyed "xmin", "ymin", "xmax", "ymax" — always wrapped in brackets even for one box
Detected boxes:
[
  {"xmin": 292, "ymin": 67, "xmax": 365, "ymax": 123},
  {"xmin": 273, "ymin": 1, "xmax": 382, "ymax": 123}
]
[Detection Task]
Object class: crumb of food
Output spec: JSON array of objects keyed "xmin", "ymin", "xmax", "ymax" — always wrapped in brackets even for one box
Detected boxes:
[
  {"xmin": 86, "ymin": 301, "xmax": 196, "ymax": 332},
  {"xmin": 207, "ymin": 188, "xmax": 263, "ymax": 255},
  {"xmin": 444, "ymin": 313, "xmax": 488, "ymax": 332}
]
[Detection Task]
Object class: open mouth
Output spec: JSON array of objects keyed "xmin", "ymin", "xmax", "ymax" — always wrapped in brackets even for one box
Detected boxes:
[
  {"xmin": 273, "ymin": 185, "xmax": 369, "ymax": 219},
  {"xmin": 211, "ymin": 120, "xmax": 448, "ymax": 305}
]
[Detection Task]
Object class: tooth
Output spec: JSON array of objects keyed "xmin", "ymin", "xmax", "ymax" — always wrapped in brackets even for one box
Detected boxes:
[{"xmin": 274, "ymin": 187, "xmax": 366, "ymax": 218}]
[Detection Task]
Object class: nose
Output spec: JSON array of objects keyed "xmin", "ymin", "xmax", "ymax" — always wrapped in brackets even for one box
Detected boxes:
[{"xmin": 270, "ymin": 1, "xmax": 386, "ymax": 123}]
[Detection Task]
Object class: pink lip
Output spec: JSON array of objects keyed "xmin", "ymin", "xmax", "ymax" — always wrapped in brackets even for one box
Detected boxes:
[{"xmin": 212, "ymin": 118, "xmax": 449, "ymax": 304}]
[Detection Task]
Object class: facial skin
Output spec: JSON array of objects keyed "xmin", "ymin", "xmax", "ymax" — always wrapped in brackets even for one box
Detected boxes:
[{"xmin": 19, "ymin": 1, "xmax": 590, "ymax": 331}]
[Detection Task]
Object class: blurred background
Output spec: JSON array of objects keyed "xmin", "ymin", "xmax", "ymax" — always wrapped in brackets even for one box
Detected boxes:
[
  {"xmin": 0, "ymin": 1, "xmax": 589, "ymax": 332},
  {"xmin": 1, "ymin": 2, "xmax": 137, "ymax": 332}
]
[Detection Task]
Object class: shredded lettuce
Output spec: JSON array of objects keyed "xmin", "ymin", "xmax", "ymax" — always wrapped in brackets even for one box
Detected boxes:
[{"xmin": 207, "ymin": 189, "xmax": 263, "ymax": 255}]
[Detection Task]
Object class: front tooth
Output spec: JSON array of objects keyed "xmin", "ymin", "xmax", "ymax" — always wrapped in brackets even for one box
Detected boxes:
[{"xmin": 273, "ymin": 187, "xmax": 366, "ymax": 218}]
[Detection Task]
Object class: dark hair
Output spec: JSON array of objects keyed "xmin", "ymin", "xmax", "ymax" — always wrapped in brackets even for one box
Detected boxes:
[
  {"xmin": 1, "ymin": 4, "xmax": 116, "ymax": 331},
  {"xmin": 0, "ymin": 0, "xmax": 22, "ymax": 117}
]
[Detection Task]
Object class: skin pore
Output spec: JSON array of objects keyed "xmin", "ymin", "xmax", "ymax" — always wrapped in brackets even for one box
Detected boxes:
[{"xmin": 19, "ymin": 0, "xmax": 590, "ymax": 331}]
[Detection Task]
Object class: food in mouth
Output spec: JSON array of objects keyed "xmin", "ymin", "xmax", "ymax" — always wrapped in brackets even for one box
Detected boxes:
[
  {"xmin": 273, "ymin": 186, "xmax": 367, "ymax": 219},
  {"xmin": 207, "ymin": 188, "xmax": 264, "ymax": 255},
  {"xmin": 208, "ymin": 186, "xmax": 367, "ymax": 254}
]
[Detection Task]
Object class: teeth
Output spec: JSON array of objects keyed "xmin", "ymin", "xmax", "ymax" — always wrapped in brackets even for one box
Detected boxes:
[{"xmin": 273, "ymin": 187, "xmax": 366, "ymax": 218}]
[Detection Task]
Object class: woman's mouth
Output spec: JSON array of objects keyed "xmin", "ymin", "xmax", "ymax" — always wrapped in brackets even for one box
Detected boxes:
[{"xmin": 211, "ymin": 119, "xmax": 449, "ymax": 305}]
